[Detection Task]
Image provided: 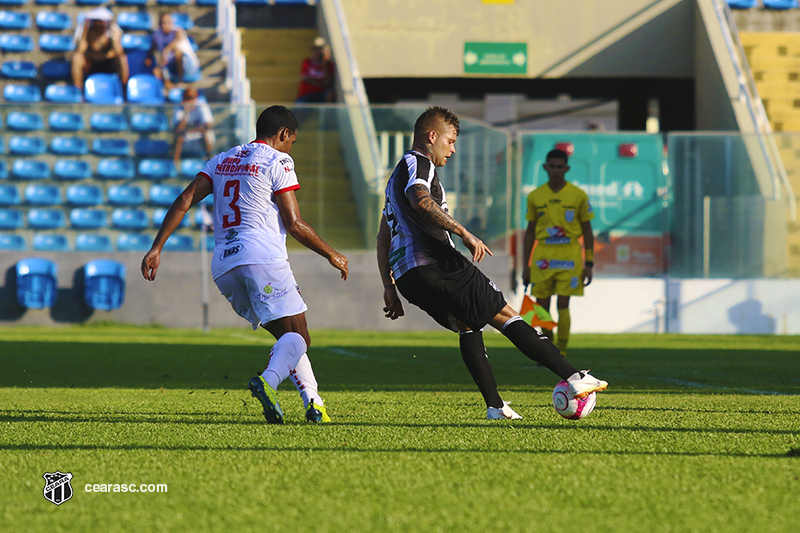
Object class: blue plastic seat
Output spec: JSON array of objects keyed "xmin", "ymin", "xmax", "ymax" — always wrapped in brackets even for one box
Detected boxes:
[
  {"xmin": 158, "ymin": 0, "xmax": 189, "ymax": 4},
  {"xmin": 83, "ymin": 259, "xmax": 126, "ymax": 310},
  {"xmin": 45, "ymin": 84, "xmax": 82, "ymax": 103},
  {"xmin": 195, "ymin": 0, "xmax": 216, "ymax": 5},
  {"xmin": 66, "ymin": 184, "xmax": 103, "ymax": 206},
  {"xmin": 85, "ymin": 73, "xmax": 124, "ymax": 105},
  {"xmin": 130, "ymin": 112, "xmax": 169, "ymax": 133},
  {"xmin": 115, "ymin": 0, "xmax": 147, "ymax": 5},
  {"xmin": 0, "ymin": 161, "xmax": 8, "ymax": 179},
  {"xmin": 139, "ymin": 159, "xmax": 174, "ymax": 180},
  {"xmin": 97, "ymin": 159, "xmax": 135, "ymax": 180},
  {"xmin": 0, "ymin": 185, "xmax": 21, "ymax": 205},
  {"xmin": 15, "ymin": 258, "xmax": 58, "ymax": 309},
  {"xmin": 35, "ymin": 11, "xmax": 71, "ymax": 30},
  {"xmin": 90, "ymin": 112, "xmax": 128, "ymax": 132},
  {"xmin": 51, "ymin": 136, "xmax": 89, "ymax": 156},
  {"xmin": 0, "ymin": 0, "xmax": 28, "ymax": 4},
  {"xmin": 162, "ymin": 234, "xmax": 194, "ymax": 251},
  {"xmin": 126, "ymin": 50, "xmax": 153, "ymax": 76},
  {"xmin": 116, "ymin": 232, "xmax": 150, "ymax": 251},
  {"xmin": 135, "ymin": 138, "xmax": 170, "ymax": 157},
  {"xmin": 24, "ymin": 184, "xmax": 62, "ymax": 205},
  {"xmin": 3, "ymin": 83, "xmax": 42, "ymax": 102},
  {"xmin": 9, "ymin": 136, "xmax": 46, "ymax": 156},
  {"xmin": 0, "ymin": 208, "xmax": 24, "ymax": 229},
  {"xmin": 117, "ymin": 11, "xmax": 152, "ymax": 31},
  {"xmin": 180, "ymin": 159, "xmax": 206, "ymax": 179},
  {"xmin": 38, "ymin": 33, "xmax": 74, "ymax": 53},
  {"xmin": 54, "ymin": 160, "xmax": 92, "ymax": 180},
  {"xmin": 27, "ymin": 208, "xmax": 65, "ymax": 229},
  {"xmin": 49, "ymin": 111, "xmax": 85, "ymax": 132},
  {"xmin": 171, "ymin": 12, "xmax": 194, "ymax": 30},
  {"xmin": 149, "ymin": 184, "xmax": 182, "ymax": 206},
  {"xmin": 76, "ymin": 0, "xmax": 108, "ymax": 4},
  {"xmin": 0, "ymin": 10, "xmax": 31, "ymax": 29},
  {"xmin": 1, "ymin": 60, "xmax": 37, "ymax": 79},
  {"xmin": 41, "ymin": 59, "xmax": 71, "ymax": 79},
  {"xmin": 121, "ymin": 33, "xmax": 152, "ymax": 52},
  {"xmin": 75, "ymin": 233, "xmax": 113, "ymax": 252},
  {"xmin": 127, "ymin": 74, "xmax": 165, "ymax": 104},
  {"xmin": 70, "ymin": 208, "xmax": 108, "ymax": 229},
  {"xmin": 108, "ymin": 185, "xmax": 144, "ymax": 206},
  {"xmin": 92, "ymin": 138, "xmax": 130, "ymax": 156},
  {"xmin": 12, "ymin": 159, "xmax": 50, "ymax": 180},
  {"xmin": 35, "ymin": 0, "xmax": 67, "ymax": 4},
  {"xmin": 33, "ymin": 233, "xmax": 69, "ymax": 251},
  {"xmin": 763, "ymin": 0, "xmax": 799, "ymax": 7},
  {"xmin": 111, "ymin": 208, "xmax": 148, "ymax": 230},
  {"xmin": 8, "ymin": 111, "xmax": 44, "ymax": 131},
  {"xmin": 0, "ymin": 234, "xmax": 25, "ymax": 250},
  {"xmin": 0, "ymin": 34, "xmax": 34, "ymax": 53}
]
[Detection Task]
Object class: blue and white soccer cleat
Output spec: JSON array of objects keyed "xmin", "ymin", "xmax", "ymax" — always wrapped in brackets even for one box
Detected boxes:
[
  {"xmin": 567, "ymin": 370, "xmax": 608, "ymax": 399},
  {"xmin": 487, "ymin": 401, "xmax": 522, "ymax": 420},
  {"xmin": 248, "ymin": 376, "xmax": 284, "ymax": 424},
  {"xmin": 305, "ymin": 399, "xmax": 331, "ymax": 423}
]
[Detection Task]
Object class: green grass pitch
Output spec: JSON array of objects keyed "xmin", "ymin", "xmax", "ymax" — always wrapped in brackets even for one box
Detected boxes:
[{"xmin": 1, "ymin": 325, "xmax": 798, "ymax": 532}]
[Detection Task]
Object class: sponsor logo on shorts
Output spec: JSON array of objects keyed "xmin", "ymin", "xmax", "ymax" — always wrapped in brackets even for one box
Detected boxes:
[
  {"xmin": 546, "ymin": 226, "xmax": 567, "ymax": 238},
  {"xmin": 571, "ymin": 276, "xmax": 579, "ymax": 288},
  {"xmin": 256, "ymin": 283, "xmax": 290, "ymax": 302},
  {"xmin": 488, "ymin": 280, "xmax": 501, "ymax": 292},
  {"xmin": 544, "ymin": 236, "xmax": 570, "ymax": 245},
  {"xmin": 219, "ymin": 244, "xmax": 244, "ymax": 260},
  {"xmin": 536, "ymin": 259, "xmax": 575, "ymax": 270},
  {"xmin": 565, "ymin": 209, "xmax": 575, "ymax": 223}
]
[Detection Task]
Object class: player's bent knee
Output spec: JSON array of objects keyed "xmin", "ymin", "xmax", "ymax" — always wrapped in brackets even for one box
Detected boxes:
[{"xmin": 275, "ymin": 331, "xmax": 308, "ymax": 358}]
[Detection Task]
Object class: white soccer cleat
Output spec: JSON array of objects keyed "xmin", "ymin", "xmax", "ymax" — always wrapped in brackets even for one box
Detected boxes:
[
  {"xmin": 487, "ymin": 401, "xmax": 522, "ymax": 420},
  {"xmin": 567, "ymin": 370, "xmax": 608, "ymax": 399}
]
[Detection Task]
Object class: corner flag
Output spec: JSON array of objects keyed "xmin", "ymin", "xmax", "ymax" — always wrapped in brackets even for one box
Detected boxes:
[{"xmin": 520, "ymin": 294, "xmax": 557, "ymax": 330}]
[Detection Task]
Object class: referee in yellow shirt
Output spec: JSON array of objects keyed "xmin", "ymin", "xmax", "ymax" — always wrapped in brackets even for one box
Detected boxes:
[{"xmin": 522, "ymin": 149, "xmax": 594, "ymax": 356}]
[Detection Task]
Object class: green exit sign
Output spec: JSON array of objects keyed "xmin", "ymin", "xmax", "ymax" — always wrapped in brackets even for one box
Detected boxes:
[{"xmin": 463, "ymin": 42, "xmax": 527, "ymax": 75}]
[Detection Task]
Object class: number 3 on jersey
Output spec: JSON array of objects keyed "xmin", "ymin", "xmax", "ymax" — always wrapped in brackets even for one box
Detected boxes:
[{"xmin": 222, "ymin": 179, "xmax": 241, "ymax": 228}]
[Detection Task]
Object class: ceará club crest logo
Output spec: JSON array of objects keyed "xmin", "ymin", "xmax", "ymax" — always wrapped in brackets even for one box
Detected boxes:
[{"xmin": 43, "ymin": 471, "xmax": 74, "ymax": 506}]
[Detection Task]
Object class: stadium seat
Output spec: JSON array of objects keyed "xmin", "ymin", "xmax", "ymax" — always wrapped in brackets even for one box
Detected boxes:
[
  {"xmin": 54, "ymin": 160, "xmax": 92, "ymax": 180},
  {"xmin": 167, "ymin": 87, "xmax": 185, "ymax": 103},
  {"xmin": 45, "ymin": 84, "xmax": 83, "ymax": 103},
  {"xmin": 0, "ymin": 0, "xmax": 28, "ymax": 5},
  {"xmin": 50, "ymin": 136, "xmax": 89, "ymax": 156},
  {"xmin": 195, "ymin": 0, "xmax": 217, "ymax": 5},
  {"xmin": 135, "ymin": 138, "xmax": 170, "ymax": 157},
  {"xmin": 9, "ymin": 136, "xmax": 46, "ymax": 156},
  {"xmin": 24, "ymin": 184, "xmax": 62, "ymax": 205},
  {"xmin": 3, "ymin": 84, "xmax": 42, "ymax": 103},
  {"xmin": 1, "ymin": 60, "xmax": 37, "ymax": 79},
  {"xmin": 139, "ymin": 159, "xmax": 174, "ymax": 180},
  {"xmin": 163, "ymin": 234, "xmax": 194, "ymax": 251},
  {"xmin": 107, "ymin": 184, "xmax": 144, "ymax": 206},
  {"xmin": 153, "ymin": 207, "xmax": 185, "ymax": 228},
  {"xmin": 126, "ymin": 50, "xmax": 152, "ymax": 76},
  {"xmin": 180, "ymin": 159, "xmax": 205, "ymax": 178},
  {"xmin": 12, "ymin": 159, "xmax": 50, "ymax": 180},
  {"xmin": 41, "ymin": 59, "xmax": 71, "ymax": 80},
  {"xmin": 0, "ymin": 34, "xmax": 34, "ymax": 53},
  {"xmin": 66, "ymin": 184, "xmax": 103, "ymax": 206},
  {"xmin": 127, "ymin": 74, "xmax": 165, "ymax": 104},
  {"xmin": 27, "ymin": 208, "xmax": 66, "ymax": 229},
  {"xmin": 149, "ymin": 184, "xmax": 182, "ymax": 206},
  {"xmin": 35, "ymin": 0, "xmax": 67, "ymax": 4},
  {"xmin": 763, "ymin": 0, "xmax": 799, "ymax": 8},
  {"xmin": 92, "ymin": 138, "xmax": 130, "ymax": 156},
  {"xmin": 15, "ymin": 258, "xmax": 58, "ymax": 309},
  {"xmin": 7, "ymin": 111, "xmax": 43, "ymax": 131},
  {"xmin": 90, "ymin": 112, "xmax": 128, "ymax": 132},
  {"xmin": 117, "ymin": 11, "xmax": 152, "ymax": 31},
  {"xmin": 130, "ymin": 112, "xmax": 169, "ymax": 133},
  {"xmin": 0, "ymin": 234, "xmax": 25, "ymax": 250},
  {"xmin": 49, "ymin": 111, "xmax": 85, "ymax": 132},
  {"xmin": 116, "ymin": 232, "xmax": 150, "ymax": 251},
  {"xmin": 33, "ymin": 233, "xmax": 69, "ymax": 251},
  {"xmin": 38, "ymin": 34, "xmax": 75, "ymax": 53},
  {"xmin": 70, "ymin": 208, "xmax": 108, "ymax": 229},
  {"xmin": 0, "ymin": 208, "xmax": 23, "ymax": 229},
  {"xmin": 115, "ymin": 0, "xmax": 147, "ymax": 5},
  {"xmin": 157, "ymin": 0, "xmax": 189, "ymax": 5},
  {"xmin": 121, "ymin": 33, "xmax": 152, "ymax": 52},
  {"xmin": 97, "ymin": 159, "xmax": 135, "ymax": 180},
  {"xmin": 75, "ymin": 233, "xmax": 113, "ymax": 252},
  {"xmin": 172, "ymin": 12, "xmax": 193, "ymax": 30},
  {"xmin": 0, "ymin": 185, "xmax": 21, "ymax": 205},
  {"xmin": 85, "ymin": 73, "xmax": 124, "ymax": 105},
  {"xmin": 0, "ymin": 161, "xmax": 8, "ymax": 179},
  {"xmin": 76, "ymin": 0, "xmax": 109, "ymax": 4},
  {"xmin": 0, "ymin": 10, "xmax": 31, "ymax": 29},
  {"xmin": 111, "ymin": 208, "xmax": 148, "ymax": 230},
  {"xmin": 83, "ymin": 259, "xmax": 126, "ymax": 310},
  {"xmin": 35, "ymin": 11, "xmax": 71, "ymax": 30}
]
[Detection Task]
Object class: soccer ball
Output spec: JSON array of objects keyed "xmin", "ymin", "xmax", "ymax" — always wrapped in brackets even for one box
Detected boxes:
[{"xmin": 552, "ymin": 380, "xmax": 596, "ymax": 420}]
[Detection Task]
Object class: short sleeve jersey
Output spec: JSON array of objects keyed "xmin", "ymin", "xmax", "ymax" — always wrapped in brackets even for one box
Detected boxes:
[
  {"xmin": 526, "ymin": 182, "xmax": 594, "ymax": 245},
  {"xmin": 383, "ymin": 150, "xmax": 456, "ymax": 279},
  {"xmin": 199, "ymin": 140, "xmax": 300, "ymax": 279}
]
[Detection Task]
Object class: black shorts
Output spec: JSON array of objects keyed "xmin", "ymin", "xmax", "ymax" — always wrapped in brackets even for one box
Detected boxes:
[{"xmin": 395, "ymin": 254, "xmax": 506, "ymax": 333}]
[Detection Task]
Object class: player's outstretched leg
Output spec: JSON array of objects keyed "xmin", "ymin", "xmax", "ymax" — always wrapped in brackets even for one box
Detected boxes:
[
  {"xmin": 289, "ymin": 354, "xmax": 330, "ymax": 423},
  {"xmin": 249, "ymin": 331, "xmax": 307, "ymax": 424}
]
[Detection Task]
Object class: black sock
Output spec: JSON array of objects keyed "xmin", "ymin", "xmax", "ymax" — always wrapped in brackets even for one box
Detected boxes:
[
  {"xmin": 459, "ymin": 330, "xmax": 503, "ymax": 408},
  {"xmin": 502, "ymin": 318, "xmax": 578, "ymax": 380}
]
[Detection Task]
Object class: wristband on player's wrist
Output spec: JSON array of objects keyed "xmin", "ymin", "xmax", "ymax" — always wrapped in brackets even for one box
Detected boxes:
[{"xmin": 585, "ymin": 261, "xmax": 594, "ymax": 267}]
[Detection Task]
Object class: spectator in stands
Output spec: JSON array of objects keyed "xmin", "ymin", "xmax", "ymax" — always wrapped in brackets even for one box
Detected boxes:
[
  {"xmin": 296, "ymin": 37, "xmax": 335, "ymax": 103},
  {"xmin": 173, "ymin": 86, "xmax": 215, "ymax": 169},
  {"xmin": 152, "ymin": 12, "xmax": 201, "ymax": 92},
  {"xmin": 71, "ymin": 7, "xmax": 129, "ymax": 90}
]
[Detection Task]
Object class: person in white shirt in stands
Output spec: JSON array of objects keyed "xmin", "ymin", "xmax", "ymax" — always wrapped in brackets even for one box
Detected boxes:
[
  {"xmin": 152, "ymin": 12, "xmax": 200, "ymax": 91},
  {"xmin": 172, "ymin": 86, "xmax": 215, "ymax": 169},
  {"xmin": 141, "ymin": 105, "xmax": 349, "ymax": 424}
]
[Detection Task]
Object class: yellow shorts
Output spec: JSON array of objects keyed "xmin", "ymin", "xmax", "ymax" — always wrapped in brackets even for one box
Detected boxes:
[{"xmin": 529, "ymin": 244, "xmax": 584, "ymax": 298}]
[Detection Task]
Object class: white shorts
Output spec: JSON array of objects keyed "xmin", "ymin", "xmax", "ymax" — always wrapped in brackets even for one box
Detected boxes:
[{"xmin": 214, "ymin": 262, "xmax": 308, "ymax": 329}]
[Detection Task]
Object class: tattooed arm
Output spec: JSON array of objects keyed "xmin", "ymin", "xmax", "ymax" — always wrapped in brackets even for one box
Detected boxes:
[{"xmin": 406, "ymin": 184, "xmax": 492, "ymax": 263}]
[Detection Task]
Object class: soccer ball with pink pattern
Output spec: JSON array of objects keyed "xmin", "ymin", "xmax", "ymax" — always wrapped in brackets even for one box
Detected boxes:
[{"xmin": 552, "ymin": 380, "xmax": 596, "ymax": 419}]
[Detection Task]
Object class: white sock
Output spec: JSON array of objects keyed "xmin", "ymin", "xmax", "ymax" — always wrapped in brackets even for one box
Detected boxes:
[
  {"xmin": 289, "ymin": 353, "xmax": 322, "ymax": 409},
  {"xmin": 261, "ymin": 332, "xmax": 307, "ymax": 390}
]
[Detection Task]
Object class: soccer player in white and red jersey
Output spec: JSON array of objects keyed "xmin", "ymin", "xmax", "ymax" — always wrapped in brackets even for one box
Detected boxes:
[{"xmin": 142, "ymin": 105, "xmax": 348, "ymax": 424}]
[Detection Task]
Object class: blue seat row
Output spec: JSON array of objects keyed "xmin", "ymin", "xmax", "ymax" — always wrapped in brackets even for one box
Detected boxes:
[
  {"xmin": 0, "ymin": 231, "xmax": 202, "ymax": 252},
  {"xmin": 0, "ymin": 183, "xmax": 195, "ymax": 206},
  {"xmin": 3, "ymin": 74, "xmax": 166, "ymax": 105},
  {"xmin": 728, "ymin": 0, "xmax": 800, "ymax": 7},
  {"xmin": 0, "ymin": 158, "xmax": 181, "ymax": 180},
  {"xmin": 6, "ymin": 109, "xmax": 171, "ymax": 132},
  {"xmin": 0, "ymin": 205, "xmax": 208, "ymax": 229},
  {"xmin": 0, "ymin": 0, "xmax": 213, "ymax": 5},
  {"xmin": 0, "ymin": 137, "xmax": 199, "ymax": 159},
  {"xmin": 0, "ymin": 11, "xmax": 73, "ymax": 31}
]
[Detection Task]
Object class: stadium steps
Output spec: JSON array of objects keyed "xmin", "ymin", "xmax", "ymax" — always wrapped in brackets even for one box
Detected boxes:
[{"xmin": 240, "ymin": 28, "xmax": 318, "ymax": 103}]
